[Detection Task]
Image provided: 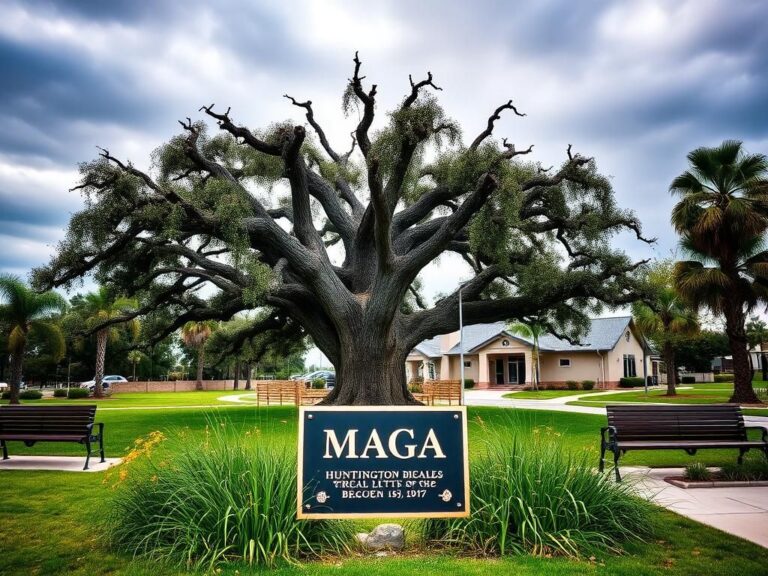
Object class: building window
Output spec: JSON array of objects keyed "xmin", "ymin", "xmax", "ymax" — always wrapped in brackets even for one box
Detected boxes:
[
  {"xmin": 623, "ymin": 354, "xmax": 637, "ymax": 378},
  {"xmin": 559, "ymin": 358, "xmax": 571, "ymax": 367},
  {"xmin": 464, "ymin": 361, "xmax": 471, "ymax": 368},
  {"xmin": 625, "ymin": 331, "xmax": 630, "ymax": 342},
  {"xmin": 501, "ymin": 339, "xmax": 510, "ymax": 347}
]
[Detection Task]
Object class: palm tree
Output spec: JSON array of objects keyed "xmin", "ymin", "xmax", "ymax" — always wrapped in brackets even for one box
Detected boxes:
[
  {"xmin": 746, "ymin": 317, "xmax": 768, "ymax": 382},
  {"xmin": 508, "ymin": 319, "xmax": 545, "ymax": 390},
  {"xmin": 181, "ymin": 321, "xmax": 217, "ymax": 390},
  {"xmin": 0, "ymin": 275, "xmax": 66, "ymax": 404},
  {"xmin": 670, "ymin": 140, "xmax": 768, "ymax": 404},
  {"xmin": 75, "ymin": 287, "xmax": 139, "ymax": 398},
  {"xmin": 127, "ymin": 349, "xmax": 143, "ymax": 382},
  {"xmin": 632, "ymin": 261, "xmax": 699, "ymax": 396}
]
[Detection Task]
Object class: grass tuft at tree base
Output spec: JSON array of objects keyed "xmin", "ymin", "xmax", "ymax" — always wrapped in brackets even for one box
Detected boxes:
[
  {"xmin": 106, "ymin": 418, "xmax": 354, "ymax": 569},
  {"xmin": 422, "ymin": 423, "xmax": 653, "ymax": 557}
]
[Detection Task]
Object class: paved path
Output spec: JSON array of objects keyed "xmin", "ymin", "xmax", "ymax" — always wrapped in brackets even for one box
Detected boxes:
[
  {"xmin": 625, "ymin": 466, "xmax": 768, "ymax": 548},
  {"xmin": 0, "ymin": 455, "xmax": 122, "ymax": 473},
  {"xmin": 463, "ymin": 388, "xmax": 768, "ymax": 423}
]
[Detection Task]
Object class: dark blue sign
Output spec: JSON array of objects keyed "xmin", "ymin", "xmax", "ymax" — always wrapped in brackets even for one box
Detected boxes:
[{"xmin": 297, "ymin": 406, "xmax": 469, "ymax": 519}]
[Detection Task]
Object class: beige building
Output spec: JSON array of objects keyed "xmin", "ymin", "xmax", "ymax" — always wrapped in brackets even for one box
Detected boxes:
[{"xmin": 406, "ymin": 316, "xmax": 652, "ymax": 389}]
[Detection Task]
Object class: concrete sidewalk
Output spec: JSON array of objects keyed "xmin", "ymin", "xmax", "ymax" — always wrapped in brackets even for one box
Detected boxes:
[
  {"xmin": 0, "ymin": 455, "xmax": 122, "ymax": 472},
  {"xmin": 463, "ymin": 388, "xmax": 768, "ymax": 424},
  {"xmin": 625, "ymin": 466, "xmax": 768, "ymax": 548}
]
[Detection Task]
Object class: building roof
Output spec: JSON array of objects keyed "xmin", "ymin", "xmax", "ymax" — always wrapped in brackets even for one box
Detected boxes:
[
  {"xmin": 442, "ymin": 316, "xmax": 641, "ymax": 355},
  {"xmin": 412, "ymin": 335, "xmax": 442, "ymax": 358}
]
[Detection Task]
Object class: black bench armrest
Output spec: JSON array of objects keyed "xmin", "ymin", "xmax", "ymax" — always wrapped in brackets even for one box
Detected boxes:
[
  {"xmin": 600, "ymin": 426, "xmax": 617, "ymax": 445},
  {"xmin": 746, "ymin": 425, "xmax": 768, "ymax": 443}
]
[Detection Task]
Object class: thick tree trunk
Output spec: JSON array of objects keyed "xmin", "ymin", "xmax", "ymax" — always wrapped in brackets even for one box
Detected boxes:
[
  {"xmin": 245, "ymin": 362, "xmax": 252, "ymax": 391},
  {"xmin": 663, "ymin": 342, "xmax": 676, "ymax": 396},
  {"xmin": 196, "ymin": 347, "xmax": 205, "ymax": 391},
  {"xmin": 94, "ymin": 329, "xmax": 107, "ymax": 399},
  {"xmin": 321, "ymin": 340, "xmax": 417, "ymax": 405},
  {"xmin": 9, "ymin": 351, "xmax": 24, "ymax": 405},
  {"xmin": 725, "ymin": 302, "xmax": 761, "ymax": 404},
  {"xmin": 233, "ymin": 359, "xmax": 240, "ymax": 390}
]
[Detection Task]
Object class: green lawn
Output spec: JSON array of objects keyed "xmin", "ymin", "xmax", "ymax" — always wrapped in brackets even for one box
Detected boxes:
[
  {"xmin": 2, "ymin": 404, "xmax": 768, "ymax": 575},
  {"xmin": 503, "ymin": 389, "xmax": 605, "ymax": 400},
  {"xmin": 566, "ymin": 383, "xmax": 768, "ymax": 415},
  {"xmin": 0, "ymin": 390, "xmax": 248, "ymax": 408}
]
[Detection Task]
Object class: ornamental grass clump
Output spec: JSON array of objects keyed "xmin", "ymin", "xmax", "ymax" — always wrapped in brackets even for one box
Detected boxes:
[
  {"xmin": 422, "ymin": 424, "xmax": 652, "ymax": 557},
  {"xmin": 107, "ymin": 420, "xmax": 353, "ymax": 569}
]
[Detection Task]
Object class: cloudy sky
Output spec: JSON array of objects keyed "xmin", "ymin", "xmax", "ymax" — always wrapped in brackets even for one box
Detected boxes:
[{"xmin": 2, "ymin": 0, "xmax": 767, "ymax": 302}]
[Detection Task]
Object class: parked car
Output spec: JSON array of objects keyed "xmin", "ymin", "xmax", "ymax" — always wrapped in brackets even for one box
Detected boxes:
[
  {"xmin": 299, "ymin": 370, "xmax": 336, "ymax": 389},
  {"xmin": 80, "ymin": 375, "xmax": 127, "ymax": 392}
]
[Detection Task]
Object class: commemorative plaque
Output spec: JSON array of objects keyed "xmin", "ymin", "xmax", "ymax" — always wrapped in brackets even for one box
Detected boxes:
[{"xmin": 297, "ymin": 406, "xmax": 469, "ymax": 519}]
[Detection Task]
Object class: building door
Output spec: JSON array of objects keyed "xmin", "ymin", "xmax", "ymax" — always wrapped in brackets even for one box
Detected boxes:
[
  {"xmin": 495, "ymin": 359, "xmax": 504, "ymax": 384},
  {"xmin": 508, "ymin": 357, "xmax": 525, "ymax": 384}
]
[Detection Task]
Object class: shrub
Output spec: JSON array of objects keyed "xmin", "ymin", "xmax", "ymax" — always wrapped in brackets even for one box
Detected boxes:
[
  {"xmin": 720, "ymin": 458, "xmax": 768, "ymax": 482},
  {"xmin": 108, "ymin": 421, "xmax": 353, "ymax": 569},
  {"xmin": 463, "ymin": 379, "xmax": 475, "ymax": 389},
  {"xmin": 680, "ymin": 376, "xmax": 696, "ymax": 384},
  {"xmin": 67, "ymin": 388, "xmax": 90, "ymax": 399},
  {"xmin": 19, "ymin": 390, "xmax": 43, "ymax": 400},
  {"xmin": 311, "ymin": 377, "xmax": 326, "ymax": 389},
  {"xmin": 408, "ymin": 379, "xmax": 423, "ymax": 393},
  {"xmin": 684, "ymin": 462, "xmax": 712, "ymax": 482},
  {"xmin": 581, "ymin": 380, "xmax": 595, "ymax": 390},
  {"xmin": 619, "ymin": 377, "xmax": 645, "ymax": 388},
  {"xmin": 422, "ymin": 428, "xmax": 652, "ymax": 557},
  {"xmin": 565, "ymin": 380, "xmax": 579, "ymax": 390},
  {"xmin": 0, "ymin": 391, "xmax": 9, "ymax": 399},
  {"xmin": 53, "ymin": 388, "xmax": 68, "ymax": 398},
  {"xmin": 714, "ymin": 374, "xmax": 734, "ymax": 383}
]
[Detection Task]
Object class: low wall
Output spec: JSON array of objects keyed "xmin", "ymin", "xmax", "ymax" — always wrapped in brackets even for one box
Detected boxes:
[
  {"xmin": 110, "ymin": 380, "xmax": 238, "ymax": 393},
  {"xmin": 680, "ymin": 372, "xmax": 715, "ymax": 383}
]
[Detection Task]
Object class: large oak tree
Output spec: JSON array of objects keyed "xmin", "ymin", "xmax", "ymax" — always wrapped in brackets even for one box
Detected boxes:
[{"xmin": 35, "ymin": 55, "xmax": 651, "ymax": 405}]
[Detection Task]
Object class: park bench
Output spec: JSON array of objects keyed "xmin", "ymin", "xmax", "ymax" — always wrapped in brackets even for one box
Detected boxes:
[
  {"xmin": 423, "ymin": 380, "xmax": 462, "ymax": 405},
  {"xmin": 600, "ymin": 404, "xmax": 768, "ymax": 481},
  {"xmin": 0, "ymin": 405, "xmax": 105, "ymax": 470},
  {"xmin": 255, "ymin": 380, "xmax": 301, "ymax": 406},
  {"xmin": 297, "ymin": 388, "xmax": 330, "ymax": 405}
]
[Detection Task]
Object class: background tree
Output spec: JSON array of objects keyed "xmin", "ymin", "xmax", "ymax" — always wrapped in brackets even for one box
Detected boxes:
[
  {"xmin": 508, "ymin": 319, "xmax": 545, "ymax": 390},
  {"xmin": 0, "ymin": 275, "xmax": 66, "ymax": 404},
  {"xmin": 127, "ymin": 349, "xmax": 144, "ymax": 381},
  {"xmin": 746, "ymin": 316, "xmax": 768, "ymax": 381},
  {"xmin": 208, "ymin": 314, "xmax": 308, "ymax": 389},
  {"xmin": 34, "ymin": 55, "xmax": 651, "ymax": 405},
  {"xmin": 671, "ymin": 140, "xmax": 768, "ymax": 404},
  {"xmin": 675, "ymin": 331, "xmax": 731, "ymax": 373},
  {"xmin": 181, "ymin": 321, "xmax": 217, "ymax": 390},
  {"xmin": 632, "ymin": 261, "xmax": 699, "ymax": 395},
  {"xmin": 73, "ymin": 287, "xmax": 139, "ymax": 398}
]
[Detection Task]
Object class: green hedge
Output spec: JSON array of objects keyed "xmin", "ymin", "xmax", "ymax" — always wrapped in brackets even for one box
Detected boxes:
[
  {"xmin": 463, "ymin": 379, "xmax": 475, "ymax": 389},
  {"xmin": 681, "ymin": 376, "xmax": 696, "ymax": 384},
  {"xmin": 67, "ymin": 388, "xmax": 90, "ymax": 399},
  {"xmin": 581, "ymin": 380, "xmax": 595, "ymax": 390},
  {"xmin": 566, "ymin": 380, "xmax": 579, "ymax": 390},
  {"xmin": 619, "ymin": 377, "xmax": 645, "ymax": 388},
  {"xmin": 714, "ymin": 374, "xmax": 734, "ymax": 383},
  {"xmin": 53, "ymin": 388, "xmax": 68, "ymax": 397}
]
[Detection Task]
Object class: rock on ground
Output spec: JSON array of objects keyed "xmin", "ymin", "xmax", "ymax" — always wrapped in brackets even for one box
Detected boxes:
[{"xmin": 356, "ymin": 523, "xmax": 404, "ymax": 550}]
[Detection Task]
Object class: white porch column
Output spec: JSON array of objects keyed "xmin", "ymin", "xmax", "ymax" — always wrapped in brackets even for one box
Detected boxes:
[{"xmin": 478, "ymin": 351, "xmax": 489, "ymax": 386}]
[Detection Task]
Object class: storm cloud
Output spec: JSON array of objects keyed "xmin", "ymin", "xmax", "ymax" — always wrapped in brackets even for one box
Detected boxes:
[{"xmin": 1, "ymin": 0, "xmax": 767, "ymax": 295}]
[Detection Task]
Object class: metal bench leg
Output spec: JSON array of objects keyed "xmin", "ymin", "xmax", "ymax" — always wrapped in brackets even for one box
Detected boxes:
[
  {"xmin": 1, "ymin": 439, "xmax": 8, "ymax": 460},
  {"xmin": 98, "ymin": 424, "xmax": 105, "ymax": 463},
  {"xmin": 738, "ymin": 447, "xmax": 748, "ymax": 465},
  {"xmin": 613, "ymin": 449, "xmax": 622, "ymax": 482},
  {"xmin": 83, "ymin": 439, "xmax": 92, "ymax": 471},
  {"xmin": 598, "ymin": 442, "xmax": 606, "ymax": 473}
]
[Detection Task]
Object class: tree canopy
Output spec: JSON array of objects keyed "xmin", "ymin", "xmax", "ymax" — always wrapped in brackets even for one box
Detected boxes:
[{"xmin": 35, "ymin": 55, "xmax": 651, "ymax": 404}]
